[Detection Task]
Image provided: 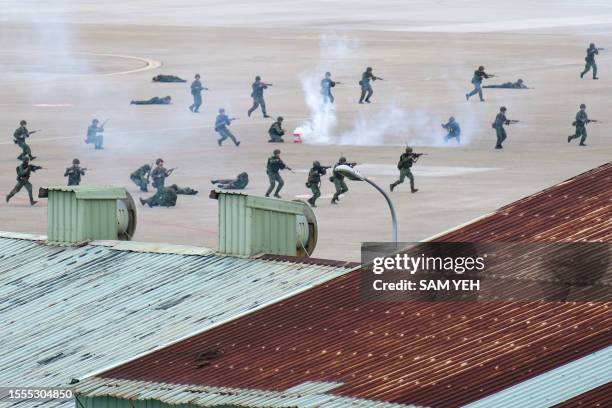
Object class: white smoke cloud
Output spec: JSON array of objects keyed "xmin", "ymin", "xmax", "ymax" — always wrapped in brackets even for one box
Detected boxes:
[{"xmin": 296, "ymin": 34, "xmax": 481, "ymax": 148}]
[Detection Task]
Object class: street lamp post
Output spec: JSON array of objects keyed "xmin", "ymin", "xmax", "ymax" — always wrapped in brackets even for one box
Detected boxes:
[{"xmin": 334, "ymin": 165, "xmax": 398, "ymax": 243}]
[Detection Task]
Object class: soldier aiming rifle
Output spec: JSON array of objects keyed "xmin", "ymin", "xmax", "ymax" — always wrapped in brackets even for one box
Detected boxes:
[
  {"xmin": 568, "ymin": 104, "xmax": 599, "ymax": 146},
  {"xmin": 466, "ymin": 66, "xmax": 495, "ymax": 102},
  {"xmin": 6, "ymin": 155, "xmax": 43, "ymax": 205},
  {"xmin": 248, "ymin": 76, "xmax": 272, "ymax": 118},
  {"xmin": 330, "ymin": 157, "xmax": 357, "ymax": 204},
  {"xmin": 13, "ymin": 120, "xmax": 40, "ymax": 161},
  {"xmin": 492, "ymin": 106, "xmax": 519, "ymax": 149},
  {"xmin": 390, "ymin": 147, "xmax": 422, "ymax": 193},
  {"xmin": 306, "ymin": 161, "xmax": 331, "ymax": 207}
]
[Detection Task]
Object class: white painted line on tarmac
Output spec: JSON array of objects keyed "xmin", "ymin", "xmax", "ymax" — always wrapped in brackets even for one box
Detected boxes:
[{"xmin": 32, "ymin": 104, "xmax": 73, "ymax": 107}]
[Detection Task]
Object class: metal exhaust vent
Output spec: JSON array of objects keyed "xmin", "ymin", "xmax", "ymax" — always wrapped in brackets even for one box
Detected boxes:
[
  {"xmin": 210, "ymin": 190, "xmax": 318, "ymax": 257},
  {"xmin": 39, "ymin": 186, "xmax": 137, "ymax": 244}
]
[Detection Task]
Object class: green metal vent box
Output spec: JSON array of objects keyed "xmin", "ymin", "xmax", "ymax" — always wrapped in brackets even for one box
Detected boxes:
[
  {"xmin": 40, "ymin": 186, "xmax": 127, "ymax": 244},
  {"xmin": 211, "ymin": 191, "xmax": 304, "ymax": 257}
]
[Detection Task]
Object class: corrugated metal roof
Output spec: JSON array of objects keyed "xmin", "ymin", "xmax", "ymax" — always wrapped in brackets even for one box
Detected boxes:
[
  {"xmin": 0, "ymin": 232, "xmax": 357, "ymax": 408},
  {"xmin": 463, "ymin": 345, "xmax": 612, "ymax": 407},
  {"xmin": 553, "ymin": 381, "xmax": 612, "ymax": 407},
  {"xmin": 75, "ymin": 377, "xmax": 420, "ymax": 408},
  {"xmin": 88, "ymin": 162, "xmax": 612, "ymax": 407},
  {"xmin": 41, "ymin": 186, "xmax": 127, "ymax": 200}
]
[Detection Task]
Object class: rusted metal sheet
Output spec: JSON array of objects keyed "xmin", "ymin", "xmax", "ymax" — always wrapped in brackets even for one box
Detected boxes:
[
  {"xmin": 88, "ymin": 163, "xmax": 612, "ymax": 407},
  {"xmin": 553, "ymin": 381, "xmax": 612, "ymax": 407},
  {"xmin": 0, "ymin": 233, "xmax": 358, "ymax": 408}
]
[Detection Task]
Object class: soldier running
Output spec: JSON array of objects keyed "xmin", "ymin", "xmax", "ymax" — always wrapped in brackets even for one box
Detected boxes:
[
  {"xmin": 151, "ymin": 158, "xmax": 175, "ymax": 190},
  {"xmin": 331, "ymin": 157, "xmax": 356, "ymax": 204},
  {"xmin": 306, "ymin": 161, "xmax": 329, "ymax": 207},
  {"xmin": 248, "ymin": 76, "xmax": 271, "ymax": 118},
  {"xmin": 130, "ymin": 164, "xmax": 152, "ymax": 192},
  {"xmin": 581, "ymin": 43, "xmax": 603, "ymax": 80},
  {"xmin": 64, "ymin": 158, "xmax": 86, "ymax": 186},
  {"xmin": 6, "ymin": 156, "xmax": 42, "ymax": 206},
  {"xmin": 265, "ymin": 149, "xmax": 291, "ymax": 198},
  {"xmin": 268, "ymin": 116, "xmax": 285, "ymax": 143},
  {"xmin": 215, "ymin": 108, "xmax": 240, "ymax": 146},
  {"xmin": 568, "ymin": 104, "xmax": 596, "ymax": 146},
  {"xmin": 13, "ymin": 120, "xmax": 37, "ymax": 161},
  {"xmin": 442, "ymin": 117, "xmax": 461, "ymax": 144},
  {"xmin": 189, "ymin": 74, "xmax": 208, "ymax": 112},
  {"xmin": 390, "ymin": 147, "xmax": 419, "ymax": 193},
  {"xmin": 211, "ymin": 172, "xmax": 249, "ymax": 190},
  {"xmin": 321, "ymin": 72, "xmax": 339, "ymax": 104},
  {"xmin": 359, "ymin": 67, "xmax": 381, "ymax": 104},
  {"xmin": 466, "ymin": 66, "xmax": 494, "ymax": 102}
]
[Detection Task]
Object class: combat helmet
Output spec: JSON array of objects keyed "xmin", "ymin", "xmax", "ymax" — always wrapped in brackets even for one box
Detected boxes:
[{"xmin": 72, "ymin": 158, "xmax": 80, "ymax": 165}]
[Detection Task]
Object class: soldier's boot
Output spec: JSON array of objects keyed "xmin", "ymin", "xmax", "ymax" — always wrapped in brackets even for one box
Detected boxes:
[
  {"xmin": 27, "ymin": 190, "xmax": 36, "ymax": 205},
  {"xmin": 6, "ymin": 192, "xmax": 14, "ymax": 203},
  {"xmin": 235, "ymin": 141, "xmax": 241, "ymax": 146},
  {"xmin": 410, "ymin": 180, "xmax": 418, "ymax": 193},
  {"xmin": 390, "ymin": 181, "xmax": 399, "ymax": 192},
  {"xmin": 331, "ymin": 194, "xmax": 339, "ymax": 204},
  {"xmin": 567, "ymin": 135, "xmax": 572, "ymax": 143},
  {"xmin": 139, "ymin": 198, "xmax": 146, "ymax": 206}
]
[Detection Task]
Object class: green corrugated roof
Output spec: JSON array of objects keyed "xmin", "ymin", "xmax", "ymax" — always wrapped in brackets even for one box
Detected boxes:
[{"xmin": 42, "ymin": 186, "xmax": 127, "ymax": 200}]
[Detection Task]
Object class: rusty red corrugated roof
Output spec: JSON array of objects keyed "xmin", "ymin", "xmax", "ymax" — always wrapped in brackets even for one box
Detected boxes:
[
  {"xmin": 97, "ymin": 162, "xmax": 612, "ymax": 407},
  {"xmin": 553, "ymin": 382, "xmax": 612, "ymax": 407}
]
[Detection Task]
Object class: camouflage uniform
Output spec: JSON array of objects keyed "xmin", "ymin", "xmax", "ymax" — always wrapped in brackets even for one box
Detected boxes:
[
  {"xmin": 86, "ymin": 121, "xmax": 105, "ymax": 149},
  {"xmin": 306, "ymin": 162, "xmax": 327, "ymax": 207},
  {"xmin": 581, "ymin": 45, "xmax": 599, "ymax": 79},
  {"xmin": 190, "ymin": 78, "xmax": 204, "ymax": 112},
  {"xmin": 569, "ymin": 109, "xmax": 589, "ymax": 145},
  {"xmin": 167, "ymin": 184, "xmax": 198, "ymax": 195},
  {"xmin": 13, "ymin": 126, "xmax": 33, "ymax": 161},
  {"xmin": 442, "ymin": 119, "xmax": 461, "ymax": 144},
  {"xmin": 6, "ymin": 160, "xmax": 41, "ymax": 205},
  {"xmin": 359, "ymin": 69, "xmax": 378, "ymax": 103},
  {"xmin": 212, "ymin": 172, "xmax": 249, "ymax": 190},
  {"xmin": 130, "ymin": 164, "xmax": 151, "ymax": 192},
  {"xmin": 390, "ymin": 151, "xmax": 417, "ymax": 193},
  {"xmin": 248, "ymin": 79, "xmax": 269, "ymax": 117},
  {"xmin": 131, "ymin": 96, "xmax": 171, "ymax": 105},
  {"xmin": 266, "ymin": 154, "xmax": 287, "ymax": 197},
  {"xmin": 64, "ymin": 165, "xmax": 85, "ymax": 186},
  {"xmin": 331, "ymin": 159, "xmax": 352, "ymax": 203},
  {"xmin": 320, "ymin": 76, "xmax": 336, "ymax": 104},
  {"xmin": 153, "ymin": 75, "xmax": 186, "ymax": 83},
  {"xmin": 493, "ymin": 111, "xmax": 508, "ymax": 149},
  {"xmin": 215, "ymin": 112, "xmax": 239, "ymax": 146},
  {"xmin": 268, "ymin": 119, "xmax": 285, "ymax": 143},
  {"xmin": 151, "ymin": 166, "xmax": 171, "ymax": 190},
  {"xmin": 140, "ymin": 187, "xmax": 178, "ymax": 208},
  {"xmin": 466, "ymin": 68, "xmax": 491, "ymax": 101}
]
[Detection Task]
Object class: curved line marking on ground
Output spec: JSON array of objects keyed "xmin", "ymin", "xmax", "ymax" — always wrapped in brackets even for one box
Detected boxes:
[
  {"xmin": 0, "ymin": 50, "xmax": 162, "ymax": 76},
  {"xmin": 78, "ymin": 52, "xmax": 162, "ymax": 76}
]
